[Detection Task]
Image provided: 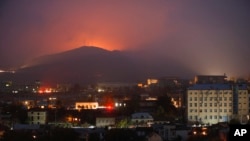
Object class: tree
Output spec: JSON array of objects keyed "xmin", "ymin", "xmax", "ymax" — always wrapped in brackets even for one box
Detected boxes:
[
  {"xmin": 229, "ymin": 118, "xmax": 240, "ymax": 125},
  {"xmin": 155, "ymin": 95, "xmax": 178, "ymax": 121},
  {"xmin": 116, "ymin": 118, "xmax": 130, "ymax": 128}
]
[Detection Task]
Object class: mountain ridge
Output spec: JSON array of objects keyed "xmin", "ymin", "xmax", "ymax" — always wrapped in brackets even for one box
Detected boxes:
[{"xmin": 0, "ymin": 46, "xmax": 194, "ymax": 84}]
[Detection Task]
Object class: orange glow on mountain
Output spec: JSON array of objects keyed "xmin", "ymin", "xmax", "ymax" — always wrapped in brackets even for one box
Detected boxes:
[{"xmin": 68, "ymin": 36, "xmax": 123, "ymax": 51}]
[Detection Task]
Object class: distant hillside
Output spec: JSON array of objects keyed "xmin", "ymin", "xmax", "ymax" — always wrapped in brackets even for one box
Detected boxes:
[
  {"xmin": 0, "ymin": 46, "xmax": 195, "ymax": 84},
  {"xmin": 1, "ymin": 46, "xmax": 146, "ymax": 84}
]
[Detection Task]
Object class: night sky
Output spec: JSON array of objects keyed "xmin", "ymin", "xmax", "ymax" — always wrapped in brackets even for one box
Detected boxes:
[{"xmin": 1, "ymin": 0, "xmax": 250, "ymax": 78}]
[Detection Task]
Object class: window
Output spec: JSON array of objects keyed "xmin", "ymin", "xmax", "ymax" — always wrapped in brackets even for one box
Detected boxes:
[
  {"xmin": 214, "ymin": 103, "xmax": 217, "ymax": 107},
  {"xmin": 224, "ymin": 97, "xmax": 227, "ymax": 101},
  {"xmin": 224, "ymin": 103, "xmax": 227, "ymax": 106},
  {"xmin": 199, "ymin": 103, "xmax": 202, "ymax": 106},
  {"xmin": 204, "ymin": 109, "xmax": 207, "ymax": 112},
  {"xmin": 210, "ymin": 97, "xmax": 213, "ymax": 101},
  {"xmin": 189, "ymin": 103, "xmax": 192, "ymax": 107},
  {"xmin": 214, "ymin": 109, "xmax": 217, "ymax": 112},
  {"xmin": 214, "ymin": 116, "xmax": 217, "ymax": 119},
  {"xmin": 194, "ymin": 97, "xmax": 197, "ymax": 101},
  {"xmin": 224, "ymin": 109, "xmax": 227, "ymax": 112},
  {"xmin": 210, "ymin": 116, "xmax": 212, "ymax": 119},
  {"xmin": 204, "ymin": 103, "xmax": 207, "ymax": 107},
  {"xmin": 210, "ymin": 103, "xmax": 212, "ymax": 106},
  {"xmin": 189, "ymin": 97, "xmax": 192, "ymax": 101},
  {"xmin": 204, "ymin": 97, "xmax": 207, "ymax": 101},
  {"xmin": 194, "ymin": 103, "xmax": 197, "ymax": 107}
]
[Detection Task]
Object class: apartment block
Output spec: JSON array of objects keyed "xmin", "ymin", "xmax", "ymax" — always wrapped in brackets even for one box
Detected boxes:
[{"xmin": 187, "ymin": 84, "xmax": 249, "ymax": 124}]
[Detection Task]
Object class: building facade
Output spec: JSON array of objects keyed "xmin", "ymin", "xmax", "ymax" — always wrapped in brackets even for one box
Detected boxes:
[
  {"xmin": 28, "ymin": 110, "xmax": 47, "ymax": 125},
  {"xmin": 187, "ymin": 84, "xmax": 249, "ymax": 124},
  {"xmin": 75, "ymin": 102, "xmax": 99, "ymax": 110},
  {"xmin": 96, "ymin": 117, "xmax": 115, "ymax": 127}
]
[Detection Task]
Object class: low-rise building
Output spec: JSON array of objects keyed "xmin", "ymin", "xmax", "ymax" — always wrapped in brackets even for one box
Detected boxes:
[
  {"xmin": 131, "ymin": 112, "xmax": 154, "ymax": 126},
  {"xmin": 28, "ymin": 110, "xmax": 47, "ymax": 125},
  {"xmin": 96, "ymin": 117, "xmax": 115, "ymax": 127},
  {"xmin": 75, "ymin": 102, "xmax": 99, "ymax": 110}
]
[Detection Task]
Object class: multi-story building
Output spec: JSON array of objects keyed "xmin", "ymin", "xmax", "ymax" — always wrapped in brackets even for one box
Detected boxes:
[
  {"xmin": 193, "ymin": 75, "xmax": 227, "ymax": 84},
  {"xmin": 28, "ymin": 110, "xmax": 47, "ymax": 125},
  {"xmin": 187, "ymin": 84, "xmax": 249, "ymax": 125}
]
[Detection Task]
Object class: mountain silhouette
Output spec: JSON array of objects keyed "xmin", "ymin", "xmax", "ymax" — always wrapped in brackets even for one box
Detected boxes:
[
  {"xmin": 0, "ymin": 46, "xmax": 195, "ymax": 85},
  {"xmin": 1, "ymin": 46, "xmax": 146, "ymax": 84}
]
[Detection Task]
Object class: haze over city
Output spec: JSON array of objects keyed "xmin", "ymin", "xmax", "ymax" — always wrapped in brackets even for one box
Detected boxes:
[
  {"xmin": 1, "ymin": 1, "xmax": 250, "ymax": 140},
  {"xmin": 1, "ymin": 0, "xmax": 250, "ymax": 80}
]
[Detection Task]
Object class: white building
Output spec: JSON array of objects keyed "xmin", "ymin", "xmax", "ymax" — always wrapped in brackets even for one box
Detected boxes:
[
  {"xmin": 96, "ymin": 117, "xmax": 115, "ymax": 127},
  {"xmin": 187, "ymin": 84, "xmax": 249, "ymax": 124}
]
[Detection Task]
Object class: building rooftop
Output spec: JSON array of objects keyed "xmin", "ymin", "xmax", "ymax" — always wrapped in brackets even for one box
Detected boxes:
[{"xmin": 188, "ymin": 84, "xmax": 247, "ymax": 90}]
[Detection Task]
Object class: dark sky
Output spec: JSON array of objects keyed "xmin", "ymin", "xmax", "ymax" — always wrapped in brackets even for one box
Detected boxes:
[{"xmin": 1, "ymin": 0, "xmax": 250, "ymax": 78}]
